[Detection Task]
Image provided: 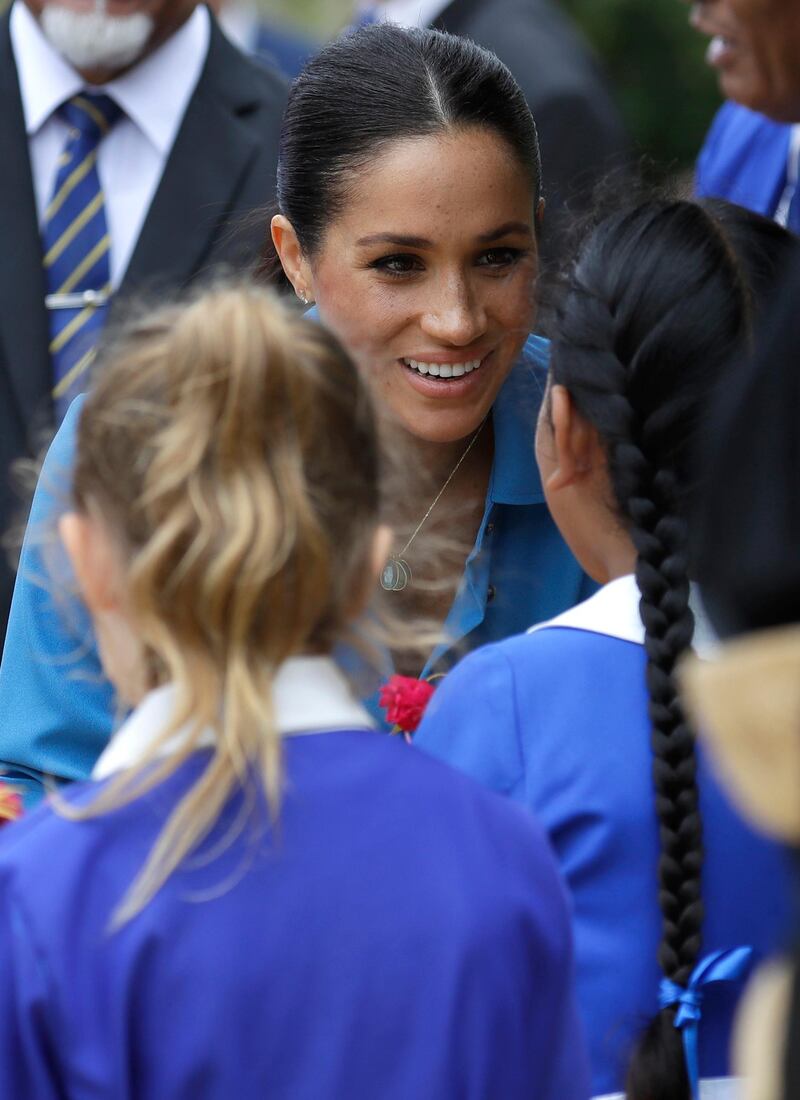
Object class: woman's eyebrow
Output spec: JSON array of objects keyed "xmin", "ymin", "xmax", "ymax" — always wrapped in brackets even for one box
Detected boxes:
[
  {"xmin": 355, "ymin": 223, "xmax": 534, "ymax": 248},
  {"xmin": 356, "ymin": 233, "xmax": 433, "ymax": 247},
  {"xmin": 476, "ymin": 221, "xmax": 533, "ymax": 242}
]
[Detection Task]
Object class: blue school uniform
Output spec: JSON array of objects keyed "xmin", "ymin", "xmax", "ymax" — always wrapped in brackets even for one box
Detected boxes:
[
  {"xmin": 696, "ymin": 101, "xmax": 800, "ymax": 229},
  {"xmin": 415, "ymin": 576, "xmax": 793, "ymax": 1097},
  {"xmin": 0, "ymin": 657, "xmax": 589, "ymax": 1100},
  {"xmin": 0, "ymin": 335, "xmax": 592, "ymax": 805}
]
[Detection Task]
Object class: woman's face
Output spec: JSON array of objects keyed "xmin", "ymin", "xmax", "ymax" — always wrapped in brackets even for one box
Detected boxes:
[
  {"xmin": 307, "ymin": 128, "xmax": 539, "ymax": 445},
  {"xmin": 688, "ymin": 0, "xmax": 800, "ymax": 120}
]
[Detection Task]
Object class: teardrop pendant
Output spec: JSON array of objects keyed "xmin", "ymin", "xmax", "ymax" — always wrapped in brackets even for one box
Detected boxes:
[{"xmin": 380, "ymin": 557, "xmax": 412, "ymax": 592}]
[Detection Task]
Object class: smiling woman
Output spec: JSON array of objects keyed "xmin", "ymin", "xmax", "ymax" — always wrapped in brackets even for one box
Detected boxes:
[
  {"xmin": 265, "ymin": 23, "xmax": 591, "ymax": 677},
  {"xmin": 0, "ymin": 25, "xmax": 592, "ymax": 807}
]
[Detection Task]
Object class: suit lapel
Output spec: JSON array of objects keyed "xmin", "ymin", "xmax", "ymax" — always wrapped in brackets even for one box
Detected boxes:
[
  {"xmin": 121, "ymin": 20, "xmax": 271, "ymax": 294},
  {"xmin": 0, "ymin": 13, "xmax": 52, "ymax": 433}
]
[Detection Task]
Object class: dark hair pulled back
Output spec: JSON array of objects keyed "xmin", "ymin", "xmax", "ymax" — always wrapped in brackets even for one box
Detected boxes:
[
  {"xmin": 259, "ymin": 23, "xmax": 541, "ymax": 286},
  {"xmin": 550, "ymin": 199, "xmax": 771, "ymax": 1100}
]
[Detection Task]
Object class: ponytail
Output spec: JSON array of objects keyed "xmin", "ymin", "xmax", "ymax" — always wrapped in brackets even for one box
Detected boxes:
[{"xmin": 61, "ymin": 282, "xmax": 382, "ymax": 925}]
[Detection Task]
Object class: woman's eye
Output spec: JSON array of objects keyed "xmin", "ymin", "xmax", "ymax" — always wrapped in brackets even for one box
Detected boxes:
[
  {"xmin": 477, "ymin": 248, "xmax": 524, "ymax": 268},
  {"xmin": 370, "ymin": 254, "xmax": 424, "ymax": 276}
]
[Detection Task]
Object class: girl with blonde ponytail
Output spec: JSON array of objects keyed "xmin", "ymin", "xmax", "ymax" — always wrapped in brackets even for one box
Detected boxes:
[{"xmin": 0, "ymin": 284, "xmax": 587, "ymax": 1100}]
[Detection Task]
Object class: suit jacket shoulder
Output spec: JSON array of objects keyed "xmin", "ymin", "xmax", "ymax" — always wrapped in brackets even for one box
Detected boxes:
[{"xmin": 121, "ymin": 17, "xmax": 288, "ymax": 293}]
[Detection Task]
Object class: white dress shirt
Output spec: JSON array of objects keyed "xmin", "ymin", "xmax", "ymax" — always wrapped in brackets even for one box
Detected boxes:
[
  {"xmin": 10, "ymin": 1, "xmax": 210, "ymax": 286},
  {"xmin": 775, "ymin": 124, "xmax": 800, "ymax": 228},
  {"xmin": 357, "ymin": 0, "xmax": 451, "ymax": 29}
]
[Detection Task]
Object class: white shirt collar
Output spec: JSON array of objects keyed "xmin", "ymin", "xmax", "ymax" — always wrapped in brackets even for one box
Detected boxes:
[
  {"xmin": 10, "ymin": 1, "xmax": 210, "ymax": 154},
  {"xmin": 92, "ymin": 656, "xmax": 375, "ymax": 781},
  {"xmin": 528, "ymin": 573, "xmax": 718, "ymax": 658},
  {"xmin": 358, "ymin": 0, "xmax": 452, "ymax": 29}
]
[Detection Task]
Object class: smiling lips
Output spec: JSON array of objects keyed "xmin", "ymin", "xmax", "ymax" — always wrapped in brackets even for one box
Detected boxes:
[
  {"xmin": 689, "ymin": 6, "xmax": 738, "ymax": 65},
  {"xmin": 401, "ymin": 356, "xmax": 484, "ymax": 379}
]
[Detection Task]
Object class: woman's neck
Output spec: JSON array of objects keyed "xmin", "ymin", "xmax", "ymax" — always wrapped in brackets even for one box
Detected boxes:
[{"xmin": 404, "ymin": 417, "xmax": 493, "ymax": 489}]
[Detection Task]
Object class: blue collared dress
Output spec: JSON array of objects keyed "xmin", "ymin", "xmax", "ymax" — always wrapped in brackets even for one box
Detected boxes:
[
  {"xmin": 415, "ymin": 576, "xmax": 793, "ymax": 1097},
  {"xmin": 0, "ymin": 335, "xmax": 592, "ymax": 805},
  {"xmin": 0, "ymin": 661, "xmax": 589, "ymax": 1099}
]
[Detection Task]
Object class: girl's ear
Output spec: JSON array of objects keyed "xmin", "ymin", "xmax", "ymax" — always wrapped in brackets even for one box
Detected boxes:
[
  {"xmin": 545, "ymin": 384, "xmax": 602, "ymax": 492},
  {"xmin": 59, "ymin": 511, "xmax": 120, "ymax": 615},
  {"xmin": 271, "ymin": 215, "xmax": 315, "ymax": 304},
  {"xmin": 371, "ymin": 524, "xmax": 394, "ymax": 583},
  {"xmin": 345, "ymin": 524, "xmax": 394, "ymax": 619}
]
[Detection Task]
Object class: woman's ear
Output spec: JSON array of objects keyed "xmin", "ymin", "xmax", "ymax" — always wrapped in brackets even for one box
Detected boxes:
[
  {"xmin": 546, "ymin": 384, "xmax": 601, "ymax": 492},
  {"xmin": 271, "ymin": 215, "xmax": 315, "ymax": 304},
  {"xmin": 536, "ymin": 196, "xmax": 546, "ymax": 227},
  {"xmin": 59, "ymin": 511, "xmax": 120, "ymax": 615}
]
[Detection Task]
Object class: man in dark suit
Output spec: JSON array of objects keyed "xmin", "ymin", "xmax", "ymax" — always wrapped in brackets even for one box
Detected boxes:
[
  {"xmin": 0, "ymin": 0, "xmax": 287, "ymax": 640},
  {"xmin": 359, "ymin": 0, "xmax": 629, "ymax": 259}
]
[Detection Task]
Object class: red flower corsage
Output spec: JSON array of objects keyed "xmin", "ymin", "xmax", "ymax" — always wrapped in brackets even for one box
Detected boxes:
[
  {"xmin": 379, "ymin": 674, "xmax": 436, "ymax": 737},
  {"xmin": 0, "ymin": 782, "xmax": 22, "ymax": 825}
]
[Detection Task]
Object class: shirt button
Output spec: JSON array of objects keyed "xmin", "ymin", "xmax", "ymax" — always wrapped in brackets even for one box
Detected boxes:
[
  {"xmin": 487, "ymin": 584, "xmax": 496, "ymax": 603},
  {"xmin": 486, "ymin": 522, "xmax": 495, "ymax": 535}
]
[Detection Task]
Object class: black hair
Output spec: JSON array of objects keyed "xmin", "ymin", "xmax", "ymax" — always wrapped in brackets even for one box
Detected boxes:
[
  {"xmin": 549, "ymin": 199, "xmax": 797, "ymax": 1100},
  {"xmin": 695, "ymin": 248, "xmax": 800, "ymax": 640},
  {"xmin": 691, "ymin": 251, "xmax": 800, "ymax": 1100},
  {"xmin": 258, "ymin": 23, "xmax": 541, "ymax": 287}
]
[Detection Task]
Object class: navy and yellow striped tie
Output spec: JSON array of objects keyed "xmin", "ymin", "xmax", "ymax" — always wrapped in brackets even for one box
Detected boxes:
[{"xmin": 42, "ymin": 92, "xmax": 121, "ymax": 421}]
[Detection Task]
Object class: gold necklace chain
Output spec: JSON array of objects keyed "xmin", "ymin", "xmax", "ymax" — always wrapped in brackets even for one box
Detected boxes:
[{"xmin": 380, "ymin": 415, "xmax": 489, "ymax": 593}]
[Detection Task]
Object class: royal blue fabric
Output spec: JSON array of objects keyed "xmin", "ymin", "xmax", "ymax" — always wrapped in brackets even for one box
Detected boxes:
[
  {"xmin": 0, "ymin": 336, "xmax": 591, "ymax": 805},
  {"xmin": 0, "ymin": 729, "xmax": 589, "ymax": 1099},
  {"xmin": 696, "ymin": 100, "xmax": 795, "ymax": 221},
  {"xmin": 415, "ymin": 627, "xmax": 793, "ymax": 1096}
]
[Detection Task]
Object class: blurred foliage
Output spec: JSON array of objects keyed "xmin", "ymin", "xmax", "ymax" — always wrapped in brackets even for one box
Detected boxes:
[
  {"xmin": 259, "ymin": 0, "xmax": 352, "ymax": 36},
  {"xmin": 260, "ymin": 0, "xmax": 723, "ymax": 173},
  {"xmin": 560, "ymin": 0, "xmax": 722, "ymax": 172}
]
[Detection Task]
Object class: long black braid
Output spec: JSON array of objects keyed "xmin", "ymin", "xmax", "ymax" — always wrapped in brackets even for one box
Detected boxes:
[{"xmin": 550, "ymin": 199, "xmax": 764, "ymax": 1100}]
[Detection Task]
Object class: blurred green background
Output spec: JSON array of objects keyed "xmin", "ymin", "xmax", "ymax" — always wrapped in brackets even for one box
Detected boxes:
[{"xmin": 260, "ymin": 0, "xmax": 723, "ymax": 177}]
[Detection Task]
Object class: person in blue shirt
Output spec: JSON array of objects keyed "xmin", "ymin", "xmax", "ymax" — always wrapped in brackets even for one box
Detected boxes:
[
  {"xmin": 696, "ymin": 102, "xmax": 798, "ymax": 226},
  {"xmin": 0, "ymin": 284, "xmax": 589, "ymax": 1099},
  {"xmin": 415, "ymin": 199, "xmax": 796, "ymax": 1099},
  {"xmin": 689, "ymin": 0, "xmax": 800, "ymax": 228},
  {"xmin": 0, "ymin": 24, "xmax": 591, "ymax": 805},
  {"xmin": 685, "ymin": 252, "xmax": 800, "ymax": 1100}
]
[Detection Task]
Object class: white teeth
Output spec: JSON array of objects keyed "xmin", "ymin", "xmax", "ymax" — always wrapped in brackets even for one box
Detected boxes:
[
  {"xmin": 707, "ymin": 34, "xmax": 730, "ymax": 63},
  {"xmin": 402, "ymin": 357, "xmax": 483, "ymax": 379}
]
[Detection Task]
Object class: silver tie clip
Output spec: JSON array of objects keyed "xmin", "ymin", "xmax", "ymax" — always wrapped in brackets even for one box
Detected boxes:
[{"xmin": 45, "ymin": 289, "xmax": 111, "ymax": 310}]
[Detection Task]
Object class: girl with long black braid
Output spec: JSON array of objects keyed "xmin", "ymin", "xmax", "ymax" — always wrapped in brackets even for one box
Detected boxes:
[{"xmin": 415, "ymin": 198, "xmax": 798, "ymax": 1097}]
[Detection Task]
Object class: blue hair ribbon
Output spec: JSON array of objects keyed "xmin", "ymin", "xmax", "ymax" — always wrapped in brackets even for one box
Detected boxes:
[{"xmin": 659, "ymin": 945, "xmax": 753, "ymax": 1100}]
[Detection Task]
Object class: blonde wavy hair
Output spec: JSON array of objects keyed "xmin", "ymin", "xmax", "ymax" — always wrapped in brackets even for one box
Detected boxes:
[{"xmin": 61, "ymin": 283, "xmax": 384, "ymax": 925}]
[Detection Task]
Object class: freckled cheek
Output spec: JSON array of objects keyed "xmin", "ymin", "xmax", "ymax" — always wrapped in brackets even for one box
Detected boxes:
[
  {"xmin": 314, "ymin": 279, "xmax": 416, "ymax": 379},
  {"xmin": 486, "ymin": 266, "xmax": 538, "ymax": 338}
]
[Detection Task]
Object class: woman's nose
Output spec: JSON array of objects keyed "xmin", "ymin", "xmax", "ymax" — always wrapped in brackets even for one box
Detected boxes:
[{"xmin": 420, "ymin": 279, "xmax": 487, "ymax": 346}]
